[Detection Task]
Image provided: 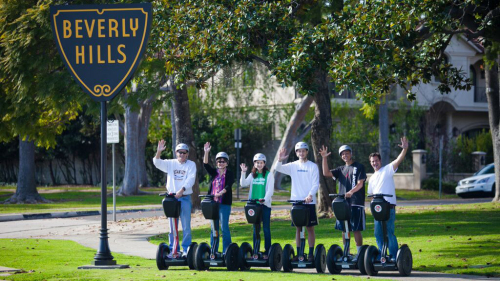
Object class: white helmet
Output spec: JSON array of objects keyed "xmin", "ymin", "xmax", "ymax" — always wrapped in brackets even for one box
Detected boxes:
[
  {"xmin": 215, "ymin": 152, "xmax": 229, "ymax": 161},
  {"xmin": 338, "ymin": 144, "xmax": 352, "ymax": 156},
  {"xmin": 253, "ymin": 153, "xmax": 266, "ymax": 162},
  {"xmin": 295, "ymin": 142, "xmax": 309, "ymax": 151},
  {"xmin": 175, "ymin": 143, "xmax": 189, "ymax": 152}
]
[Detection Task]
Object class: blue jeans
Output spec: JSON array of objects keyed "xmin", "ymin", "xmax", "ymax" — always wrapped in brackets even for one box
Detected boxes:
[
  {"xmin": 374, "ymin": 208, "xmax": 398, "ymax": 258},
  {"xmin": 169, "ymin": 196, "xmax": 192, "ymax": 253},
  {"xmin": 253, "ymin": 205, "xmax": 271, "ymax": 255},
  {"xmin": 211, "ymin": 204, "xmax": 232, "ymax": 253}
]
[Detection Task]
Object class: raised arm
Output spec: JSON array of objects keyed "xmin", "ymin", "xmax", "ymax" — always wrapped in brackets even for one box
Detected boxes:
[
  {"xmin": 319, "ymin": 145, "xmax": 333, "ymax": 178},
  {"xmin": 203, "ymin": 142, "xmax": 211, "ymax": 164},
  {"xmin": 275, "ymin": 147, "xmax": 292, "ymax": 174},
  {"xmin": 155, "ymin": 140, "xmax": 166, "ymax": 159},
  {"xmin": 391, "ymin": 136, "xmax": 409, "ymax": 172}
]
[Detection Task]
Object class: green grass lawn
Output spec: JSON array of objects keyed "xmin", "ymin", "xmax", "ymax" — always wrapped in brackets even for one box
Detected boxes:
[
  {"xmin": 0, "ymin": 186, "xmax": 166, "ymax": 214},
  {"xmin": 0, "ymin": 239, "xmax": 377, "ymax": 281}
]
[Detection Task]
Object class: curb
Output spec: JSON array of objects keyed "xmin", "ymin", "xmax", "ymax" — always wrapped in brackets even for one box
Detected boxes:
[{"xmin": 0, "ymin": 208, "xmax": 162, "ymax": 222}]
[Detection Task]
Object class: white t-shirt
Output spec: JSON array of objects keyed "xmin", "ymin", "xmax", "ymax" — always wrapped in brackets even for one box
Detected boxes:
[
  {"xmin": 275, "ymin": 160, "xmax": 319, "ymax": 204},
  {"xmin": 152, "ymin": 158, "xmax": 197, "ymax": 195},
  {"xmin": 368, "ymin": 163, "xmax": 397, "ymax": 205}
]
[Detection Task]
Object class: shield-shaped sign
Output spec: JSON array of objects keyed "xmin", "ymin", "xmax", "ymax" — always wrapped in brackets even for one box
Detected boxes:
[{"xmin": 50, "ymin": 3, "xmax": 152, "ymax": 102}]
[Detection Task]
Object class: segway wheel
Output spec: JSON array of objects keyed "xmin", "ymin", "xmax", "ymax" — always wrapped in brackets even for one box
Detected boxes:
[
  {"xmin": 269, "ymin": 243, "xmax": 283, "ymax": 272},
  {"xmin": 156, "ymin": 243, "xmax": 170, "ymax": 270},
  {"xmin": 313, "ymin": 244, "xmax": 326, "ymax": 273},
  {"xmin": 396, "ymin": 245, "xmax": 412, "ymax": 276},
  {"xmin": 326, "ymin": 244, "xmax": 342, "ymax": 274},
  {"xmin": 195, "ymin": 242, "xmax": 210, "ymax": 271},
  {"xmin": 357, "ymin": 245, "xmax": 369, "ymax": 275},
  {"xmin": 187, "ymin": 242, "xmax": 198, "ymax": 270},
  {"xmin": 364, "ymin": 245, "xmax": 379, "ymax": 276},
  {"xmin": 238, "ymin": 242, "xmax": 252, "ymax": 271},
  {"xmin": 225, "ymin": 243, "xmax": 240, "ymax": 271},
  {"xmin": 281, "ymin": 244, "xmax": 294, "ymax": 272}
]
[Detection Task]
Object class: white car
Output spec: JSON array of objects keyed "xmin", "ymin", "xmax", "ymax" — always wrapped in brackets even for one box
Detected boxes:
[{"xmin": 456, "ymin": 163, "xmax": 496, "ymax": 198}]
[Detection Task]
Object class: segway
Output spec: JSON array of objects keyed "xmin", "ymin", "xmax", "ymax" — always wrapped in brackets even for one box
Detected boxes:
[
  {"xmin": 281, "ymin": 200, "xmax": 326, "ymax": 273},
  {"xmin": 364, "ymin": 193, "xmax": 412, "ymax": 276},
  {"xmin": 326, "ymin": 194, "xmax": 368, "ymax": 274},
  {"xmin": 194, "ymin": 195, "xmax": 239, "ymax": 271},
  {"xmin": 156, "ymin": 193, "xmax": 197, "ymax": 270},
  {"xmin": 238, "ymin": 199, "xmax": 283, "ymax": 271}
]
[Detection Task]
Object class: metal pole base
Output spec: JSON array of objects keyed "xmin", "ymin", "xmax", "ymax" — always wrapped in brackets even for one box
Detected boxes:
[{"xmin": 93, "ymin": 227, "xmax": 116, "ymax": 265}]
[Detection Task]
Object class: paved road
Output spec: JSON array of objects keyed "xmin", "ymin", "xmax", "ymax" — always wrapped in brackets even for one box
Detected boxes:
[{"xmin": 0, "ymin": 197, "xmax": 498, "ymax": 280}]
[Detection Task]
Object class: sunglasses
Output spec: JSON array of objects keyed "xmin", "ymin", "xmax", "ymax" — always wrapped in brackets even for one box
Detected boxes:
[
  {"xmin": 217, "ymin": 160, "xmax": 227, "ymax": 164},
  {"xmin": 177, "ymin": 151, "xmax": 188, "ymax": 155}
]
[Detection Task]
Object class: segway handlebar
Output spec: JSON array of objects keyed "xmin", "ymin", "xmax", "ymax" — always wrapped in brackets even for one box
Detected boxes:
[
  {"xmin": 367, "ymin": 193, "xmax": 393, "ymax": 198},
  {"xmin": 328, "ymin": 193, "xmax": 345, "ymax": 198},
  {"xmin": 240, "ymin": 199, "xmax": 264, "ymax": 203},
  {"xmin": 159, "ymin": 192, "xmax": 176, "ymax": 197},
  {"xmin": 287, "ymin": 199, "xmax": 306, "ymax": 204}
]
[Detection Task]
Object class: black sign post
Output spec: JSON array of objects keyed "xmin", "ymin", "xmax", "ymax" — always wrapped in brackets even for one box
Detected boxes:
[{"xmin": 50, "ymin": 3, "xmax": 152, "ymax": 268}]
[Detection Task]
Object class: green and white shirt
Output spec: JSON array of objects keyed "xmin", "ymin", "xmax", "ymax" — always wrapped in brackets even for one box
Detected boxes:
[{"xmin": 240, "ymin": 170, "xmax": 275, "ymax": 208}]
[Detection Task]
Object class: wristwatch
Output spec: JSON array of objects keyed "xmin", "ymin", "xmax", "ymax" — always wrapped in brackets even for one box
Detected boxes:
[{"xmin": 182, "ymin": 187, "xmax": 186, "ymax": 192}]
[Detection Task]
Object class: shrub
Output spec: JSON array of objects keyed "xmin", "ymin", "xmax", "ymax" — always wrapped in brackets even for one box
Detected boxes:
[{"xmin": 421, "ymin": 178, "xmax": 456, "ymax": 194}]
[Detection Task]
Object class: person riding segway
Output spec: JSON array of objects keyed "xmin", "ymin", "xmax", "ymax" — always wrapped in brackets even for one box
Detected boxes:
[
  {"xmin": 238, "ymin": 153, "xmax": 282, "ymax": 271},
  {"xmin": 326, "ymin": 194, "xmax": 368, "ymax": 274},
  {"xmin": 281, "ymin": 199, "xmax": 326, "ymax": 273},
  {"xmin": 238, "ymin": 198, "xmax": 283, "ymax": 271},
  {"xmin": 194, "ymin": 195, "xmax": 239, "ymax": 271},
  {"xmin": 364, "ymin": 137, "xmax": 412, "ymax": 276},
  {"xmin": 156, "ymin": 193, "xmax": 197, "ymax": 270},
  {"xmin": 364, "ymin": 194, "xmax": 412, "ymax": 276}
]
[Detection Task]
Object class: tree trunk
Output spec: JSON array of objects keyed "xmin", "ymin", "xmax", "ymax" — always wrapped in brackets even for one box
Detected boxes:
[
  {"xmin": 118, "ymin": 101, "xmax": 140, "ymax": 196},
  {"xmin": 379, "ymin": 96, "xmax": 390, "ymax": 166},
  {"xmin": 271, "ymin": 95, "xmax": 314, "ymax": 190},
  {"xmin": 310, "ymin": 71, "xmax": 334, "ymax": 217},
  {"xmin": 137, "ymin": 97, "xmax": 154, "ymax": 187},
  {"xmin": 484, "ymin": 47, "xmax": 500, "ymax": 202},
  {"xmin": 172, "ymin": 85, "xmax": 201, "ymax": 210},
  {"xmin": 4, "ymin": 136, "xmax": 47, "ymax": 203}
]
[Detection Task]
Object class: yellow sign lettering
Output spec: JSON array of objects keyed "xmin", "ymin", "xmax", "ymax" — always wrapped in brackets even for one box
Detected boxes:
[
  {"xmin": 107, "ymin": 45, "xmax": 115, "ymax": 63},
  {"xmin": 75, "ymin": 20, "xmax": 83, "ymax": 38},
  {"xmin": 84, "ymin": 19, "xmax": 95, "ymax": 39},
  {"xmin": 98, "ymin": 19, "xmax": 105, "ymax": 38},
  {"xmin": 117, "ymin": 44, "xmax": 126, "ymax": 63},
  {"xmin": 63, "ymin": 20, "xmax": 72, "ymax": 38},
  {"xmin": 109, "ymin": 19, "xmax": 119, "ymax": 38},
  {"xmin": 89, "ymin": 45, "xmax": 93, "ymax": 64},
  {"xmin": 130, "ymin": 18, "xmax": 138, "ymax": 37},
  {"xmin": 121, "ymin": 18, "xmax": 130, "ymax": 37},
  {"xmin": 76, "ymin": 45, "xmax": 84, "ymax": 64},
  {"xmin": 73, "ymin": 45, "xmax": 128, "ymax": 65},
  {"xmin": 97, "ymin": 45, "xmax": 105, "ymax": 64}
]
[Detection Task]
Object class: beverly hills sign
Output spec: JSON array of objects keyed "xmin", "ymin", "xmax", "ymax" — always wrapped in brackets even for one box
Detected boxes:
[
  {"xmin": 50, "ymin": 3, "xmax": 152, "ymax": 267},
  {"xmin": 50, "ymin": 3, "xmax": 152, "ymax": 101}
]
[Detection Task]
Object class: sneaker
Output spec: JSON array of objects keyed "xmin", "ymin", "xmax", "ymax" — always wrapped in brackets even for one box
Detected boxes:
[
  {"xmin": 262, "ymin": 254, "xmax": 269, "ymax": 260},
  {"xmin": 389, "ymin": 257, "xmax": 396, "ymax": 263},
  {"xmin": 308, "ymin": 254, "xmax": 314, "ymax": 262},
  {"xmin": 292, "ymin": 255, "xmax": 299, "ymax": 262}
]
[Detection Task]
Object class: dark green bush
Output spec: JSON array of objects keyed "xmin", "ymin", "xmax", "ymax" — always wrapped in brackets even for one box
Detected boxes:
[{"xmin": 421, "ymin": 178, "xmax": 456, "ymax": 194}]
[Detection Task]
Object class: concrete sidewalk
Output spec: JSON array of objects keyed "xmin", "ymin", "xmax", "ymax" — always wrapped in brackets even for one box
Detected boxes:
[{"xmin": 0, "ymin": 207, "xmax": 162, "ymax": 222}]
